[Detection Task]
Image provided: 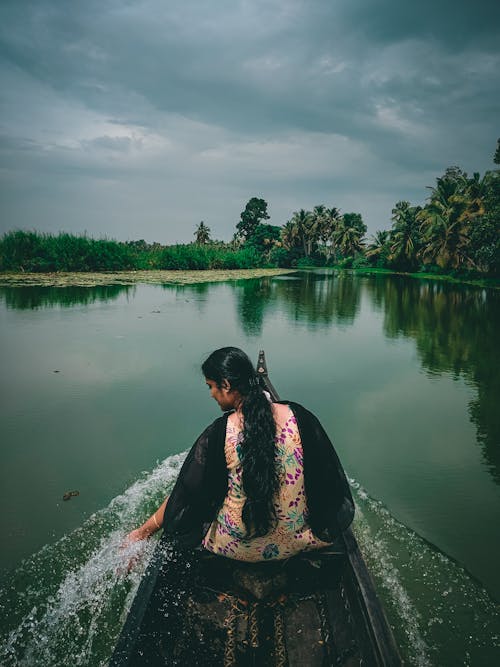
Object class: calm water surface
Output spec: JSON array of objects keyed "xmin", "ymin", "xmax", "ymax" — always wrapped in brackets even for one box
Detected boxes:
[{"xmin": 0, "ymin": 272, "xmax": 499, "ymax": 665}]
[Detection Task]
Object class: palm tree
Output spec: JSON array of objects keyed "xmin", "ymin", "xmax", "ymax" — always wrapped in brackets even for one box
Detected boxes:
[
  {"xmin": 389, "ymin": 201, "xmax": 422, "ymax": 269},
  {"xmin": 417, "ymin": 170, "xmax": 478, "ymax": 270},
  {"xmin": 315, "ymin": 206, "xmax": 341, "ymax": 262},
  {"xmin": 290, "ymin": 209, "xmax": 316, "ymax": 257},
  {"xmin": 281, "ymin": 220, "xmax": 300, "ymax": 250},
  {"xmin": 466, "ymin": 172, "xmax": 488, "ymax": 219},
  {"xmin": 335, "ymin": 218, "xmax": 364, "ymax": 258},
  {"xmin": 366, "ymin": 230, "xmax": 391, "ymax": 260},
  {"xmin": 194, "ymin": 221, "xmax": 211, "ymax": 245}
]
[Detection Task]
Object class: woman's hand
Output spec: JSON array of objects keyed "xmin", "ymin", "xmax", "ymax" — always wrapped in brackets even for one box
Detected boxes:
[
  {"xmin": 118, "ymin": 498, "xmax": 168, "ymax": 573},
  {"xmin": 119, "ymin": 527, "xmax": 148, "ymax": 574},
  {"xmin": 124, "ymin": 526, "xmax": 148, "ymax": 544}
]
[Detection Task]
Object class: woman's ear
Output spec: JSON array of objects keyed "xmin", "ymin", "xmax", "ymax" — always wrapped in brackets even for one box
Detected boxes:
[{"xmin": 221, "ymin": 378, "xmax": 231, "ymax": 391}]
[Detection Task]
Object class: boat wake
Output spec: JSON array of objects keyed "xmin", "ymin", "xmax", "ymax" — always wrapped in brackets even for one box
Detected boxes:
[
  {"xmin": 0, "ymin": 454, "xmax": 498, "ymax": 666},
  {"xmin": 0, "ymin": 453, "xmax": 186, "ymax": 667},
  {"xmin": 350, "ymin": 479, "xmax": 500, "ymax": 666}
]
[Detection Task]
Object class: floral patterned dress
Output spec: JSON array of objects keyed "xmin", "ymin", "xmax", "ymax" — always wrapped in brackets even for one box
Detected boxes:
[{"xmin": 202, "ymin": 406, "xmax": 332, "ymax": 561}]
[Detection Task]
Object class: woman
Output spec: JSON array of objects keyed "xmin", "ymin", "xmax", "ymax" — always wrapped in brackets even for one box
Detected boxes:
[{"xmin": 126, "ymin": 347, "xmax": 354, "ymax": 558}]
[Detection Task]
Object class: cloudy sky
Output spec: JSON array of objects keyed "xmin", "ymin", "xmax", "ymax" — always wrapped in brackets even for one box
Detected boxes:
[{"xmin": 1, "ymin": 0, "xmax": 499, "ymax": 244}]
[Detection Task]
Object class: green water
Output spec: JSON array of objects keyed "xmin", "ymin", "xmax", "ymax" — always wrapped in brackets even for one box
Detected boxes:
[{"xmin": 0, "ymin": 271, "xmax": 499, "ymax": 665}]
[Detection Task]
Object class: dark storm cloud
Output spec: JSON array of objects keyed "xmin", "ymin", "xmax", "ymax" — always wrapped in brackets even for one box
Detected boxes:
[
  {"xmin": 336, "ymin": 0, "xmax": 500, "ymax": 51},
  {"xmin": 1, "ymin": 0, "xmax": 499, "ymax": 241}
]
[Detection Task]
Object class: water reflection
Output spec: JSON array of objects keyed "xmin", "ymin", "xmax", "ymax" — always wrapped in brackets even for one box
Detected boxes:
[
  {"xmin": 272, "ymin": 271, "xmax": 361, "ymax": 327},
  {"xmin": 231, "ymin": 272, "xmax": 363, "ymax": 335},
  {"xmin": 1, "ymin": 274, "xmax": 498, "ymax": 483},
  {"xmin": 364, "ymin": 277, "xmax": 500, "ymax": 483},
  {"xmin": 234, "ymin": 279, "xmax": 272, "ymax": 335},
  {"xmin": 170, "ymin": 282, "xmax": 211, "ymax": 297},
  {"xmin": 0, "ymin": 285, "xmax": 133, "ymax": 310},
  {"xmin": 168, "ymin": 282, "xmax": 211, "ymax": 315}
]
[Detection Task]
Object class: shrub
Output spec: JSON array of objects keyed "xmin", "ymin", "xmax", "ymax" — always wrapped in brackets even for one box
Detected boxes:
[
  {"xmin": 296, "ymin": 256, "xmax": 318, "ymax": 268},
  {"xmin": 352, "ymin": 254, "xmax": 369, "ymax": 269},
  {"xmin": 221, "ymin": 247, "xmax": 262, "ymax": 269},
  {"xmin": 336, "ymin": 256, "xmax": 354, "ymax": 269},
  {"xmin": 268, "ymin": 247, "xmax": 291, "ymax": 268}
]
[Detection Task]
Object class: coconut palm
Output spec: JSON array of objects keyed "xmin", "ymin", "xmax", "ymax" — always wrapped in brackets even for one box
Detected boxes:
[
  {"xmin": 315, "ymin": 206, "xmax": 341, "ymax": 261},
  {"xmin": 365, "ymin": 230, "xmax": 391, "ymax": 259},
  {"xmin": 335, "ymin": 218, "xmax": 365, "ymax": 257},
  {"xmin": 466, "ymin": 172, "xmax": 488, "ymax": 219},
  {"xmin": 281, "ymin": 220, "xmax": 300, "ymax": 250},
  {"xmin": 389, "ymin": 201, "xmax": 422, "ymax": 269},
  {"xmin": 417, "ymin": 170, "xmax": 477, "ymax": 270},
  {"xmin": 290, "ymin": 209, "xmax": 316, "ymax": 256},
  {"xmin": 194, "ymin": 221, "xmax": 211, "ymax": 245}
]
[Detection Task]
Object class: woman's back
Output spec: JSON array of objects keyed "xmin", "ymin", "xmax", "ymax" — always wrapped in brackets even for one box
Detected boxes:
[{"xmin": 202, "ymin": 403, "xmax": 331, "ymax": 561}]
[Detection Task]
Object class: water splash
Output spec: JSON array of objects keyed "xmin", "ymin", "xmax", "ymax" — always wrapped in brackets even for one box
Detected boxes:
[
  {"xmin": 0, "ymin": 453, "xmax": 186, "ymax": 667},
  {"xmin": 350, "ymin": 478, "xmax": 500, "ymax": 666},
  {"xmin": 1, "ymin": 456, "xmax": 499, "ymax": 666}
]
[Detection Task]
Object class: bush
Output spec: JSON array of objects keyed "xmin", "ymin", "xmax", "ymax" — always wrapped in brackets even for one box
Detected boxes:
[
  {"xmin": 0, "ymin": 231, "xmax": 46, "ymax": 271},
  {"xmin": 418, "ymin": 263, "xmax": 442, "ymax": 275},
  {"xmin": 160, "ymin": 245, "xmax": 207, "ymax": 270},
  {"xmin": 352, "ymin": 254, "xmax": 369, "ymax": 269},
  {"xmin": 336, "ymin": 256, "xmax": 354, "ymax": 269},
  {"xmin": 158, "ymin": 244, "xmax": 264, "ymax": 270},
  {"xmin": 221, "ymin": 247, "xmax": 262, "ymax": 269},
  {"xmin": 296, "ymin": 256, "xmax": 318, "ymax": 268},
  {"xmin": 268, "ymin": 247, "xmax": 292, "ymax": 268}
]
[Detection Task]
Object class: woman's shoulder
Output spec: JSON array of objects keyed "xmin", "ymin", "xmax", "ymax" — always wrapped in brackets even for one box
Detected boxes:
[
  {"xmin": 275, "ymin": 400, "xmax": 315, "ymax": 421},
  {"xmin": 271, "ymin": 402, "xmax": 292, "ymax": 421}
]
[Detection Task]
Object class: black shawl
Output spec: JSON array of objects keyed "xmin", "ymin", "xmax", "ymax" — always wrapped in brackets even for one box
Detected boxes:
[{"xmin": 162, "ymin": 401, "xmax": 354, "ymax": 549}]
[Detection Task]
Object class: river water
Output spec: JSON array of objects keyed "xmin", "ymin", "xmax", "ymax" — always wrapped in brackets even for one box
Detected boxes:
[{"xmin": 0, "ymin": 271, "xmax": 499, "ymax": 665}]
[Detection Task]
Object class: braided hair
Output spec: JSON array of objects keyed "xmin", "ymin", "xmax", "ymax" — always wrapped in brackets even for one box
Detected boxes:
[{"xmin": 201, "ymin": 347, "xmax": 278, "ymax": 538}]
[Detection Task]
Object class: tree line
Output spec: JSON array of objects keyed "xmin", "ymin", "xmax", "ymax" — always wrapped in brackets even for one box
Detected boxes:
[
  {"xmin": 1, "ymin": 141, "xmax": 498, "ymax": 276},
  {"xmin": 194, "ymin": 139, "xmax": 499, "ymax": 277},
  {"xmin": 365, "ymin": 160, "xmax": 499, "ymax": 276}
]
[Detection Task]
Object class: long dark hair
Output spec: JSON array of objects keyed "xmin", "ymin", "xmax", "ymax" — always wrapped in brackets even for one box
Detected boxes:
[{"xmin": 202, "ymin": 347, "xmax": 278, "ymax": 538}]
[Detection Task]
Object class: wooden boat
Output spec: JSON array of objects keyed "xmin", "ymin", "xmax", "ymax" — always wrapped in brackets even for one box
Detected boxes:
[{"xmin": 110, "ymin": 351, "xmax": 401, "ymax": 666}]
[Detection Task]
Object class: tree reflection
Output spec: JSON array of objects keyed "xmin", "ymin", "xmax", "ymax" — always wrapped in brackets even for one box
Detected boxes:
[
  {"xmin": 233, "ymin": 272, "xmax": 363, "ymax": 336},
  {"xmin": 168, "ymin": 282, "xmax": 211, "ymax": 297},
  {"xmin": 0, "ymin": 285, "xmax": 132, "ymax": 310},
  {"xmin": 365, "ymin": 277, "xmax": 500, "ymax": 483},
  {"xmin": 234, "ymin": 278, "xmax": 272, "ymax": 336},
  {"xmin": 167, "ymin": 282, "xmax": 211, "ymax": 315},
  {"xmin": 270, "ymin": 271, "xmax": 361, "ymax": 328}
]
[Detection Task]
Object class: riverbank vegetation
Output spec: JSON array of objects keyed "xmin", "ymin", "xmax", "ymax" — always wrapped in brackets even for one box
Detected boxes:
[{"xmin": 1, "ymin": 141, "xmax": 498, "ymax": 282}]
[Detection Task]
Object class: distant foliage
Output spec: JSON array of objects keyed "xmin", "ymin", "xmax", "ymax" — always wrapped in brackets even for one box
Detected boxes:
[
  {"xmin": 236, "ymin": 197, "xmax": 270, "ymax": 242},
  {"xmin": 280, "ymin": 206, "xmax": 365, "ymax": 265},
  {"xmin": 194, "ymin": 221, "xmax": 211, "ymax": 245},
  {"xmin": 0, "ymin": 231, "xmax": 136, "ymax": 272},
  {"xmin": 160, "ymin": 244, "xmax": 262, "ymax": 270},
  {"xmin": 0, "ymin": 232, "xmax": 266, "ymax": 273},
  {"xmin": 363, "ymin": 141, "xmax": 500, "ymax": 277},
  {"xmin": 2, "ymin": 144, "xmax": 498, "ymax": 278}
]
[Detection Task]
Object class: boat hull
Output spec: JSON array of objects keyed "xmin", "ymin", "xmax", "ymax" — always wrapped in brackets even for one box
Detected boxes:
[{"xmin": 111, "ymin": 539, "xmax": 380, "ymax": 666}]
